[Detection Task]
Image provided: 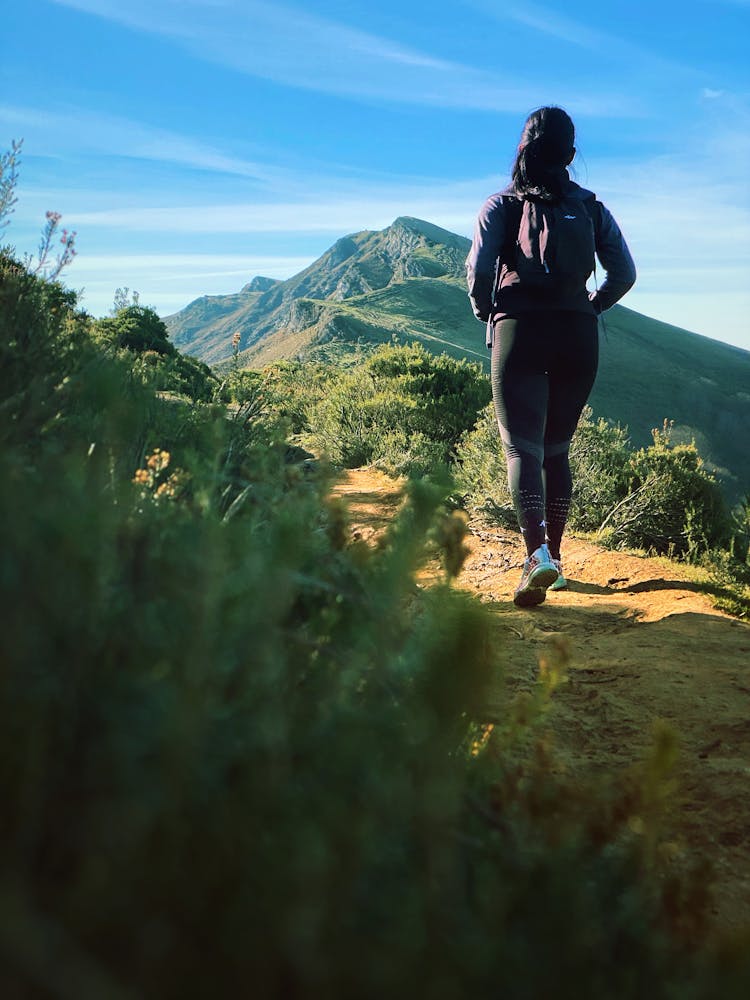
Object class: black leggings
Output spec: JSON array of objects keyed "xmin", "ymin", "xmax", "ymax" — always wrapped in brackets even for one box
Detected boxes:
[{"xmin": 491, "ymin": 311, "xmax": 598, "ymax": 558}]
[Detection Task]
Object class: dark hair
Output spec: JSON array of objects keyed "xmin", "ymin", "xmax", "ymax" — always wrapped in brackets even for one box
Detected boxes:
[{"xmin": 511, "ymin": 106, "xmax": 575, "ymax": 200}]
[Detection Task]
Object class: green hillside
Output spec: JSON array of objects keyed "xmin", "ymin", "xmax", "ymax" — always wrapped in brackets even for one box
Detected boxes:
[
  {"xmin": 164, "ymin": 217, "xmax": 750, "ymax": 499},
  {"xmin": 591, "ymin": 308, "xmax": 749, "ymax": 481}
]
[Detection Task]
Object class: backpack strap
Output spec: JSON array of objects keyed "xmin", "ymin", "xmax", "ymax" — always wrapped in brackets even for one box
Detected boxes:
[{"xmin": 500, "ymin": 195, "xmax": 523, "ymax": 269}]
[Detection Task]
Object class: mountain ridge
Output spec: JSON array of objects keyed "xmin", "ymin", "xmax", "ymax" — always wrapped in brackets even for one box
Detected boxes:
[{"xmin": 164, "ymin": 217, "xmax": 750, "ymax": 499}]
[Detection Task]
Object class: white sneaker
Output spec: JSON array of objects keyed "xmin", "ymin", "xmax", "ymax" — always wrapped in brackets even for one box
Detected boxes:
[
  {"xmin": 548, "ymin": 558, "xmax": 567, "ymax": 591},
  {"xmin": 513, "ymin": 544, "xmax": 560, "ymax": 607}
]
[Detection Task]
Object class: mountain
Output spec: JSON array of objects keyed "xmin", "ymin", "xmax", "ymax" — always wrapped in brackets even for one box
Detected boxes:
[
  {"xmin": 165, "ymin": 217, "xmax": 472, "ymax": 363},
  {"xmin": 164, "ymin": 216, "xmax": 750, "ymax": 500}
]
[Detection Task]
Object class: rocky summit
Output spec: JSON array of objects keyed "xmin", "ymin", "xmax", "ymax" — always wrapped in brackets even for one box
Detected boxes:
[{"xmin": 164, "ymin": 217, "xmax": 472, "ymax": 365}]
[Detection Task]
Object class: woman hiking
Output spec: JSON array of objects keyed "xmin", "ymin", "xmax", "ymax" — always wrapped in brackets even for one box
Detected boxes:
[{"xmin": 466, "ymin": 106, "xmax": 636, "ymax": 607}]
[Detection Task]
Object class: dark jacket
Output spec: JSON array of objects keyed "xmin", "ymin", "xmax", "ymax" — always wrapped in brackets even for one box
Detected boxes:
[{"xmin": 465, "ymin": 175, "xmax": 636, "ymax": 327}]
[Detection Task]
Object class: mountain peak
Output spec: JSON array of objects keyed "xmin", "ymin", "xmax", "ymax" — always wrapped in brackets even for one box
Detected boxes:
[
  {"xmin": 390, "ymin": 216, "xmax": 470, "ymax": 250},
  {"xmin": 242, "ymin": 275, "xmax": 280, "ymax": 293}
]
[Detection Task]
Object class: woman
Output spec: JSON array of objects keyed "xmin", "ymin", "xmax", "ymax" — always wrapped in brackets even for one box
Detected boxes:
[{"xmin": 466, "ymin": 106, "xmax": 636, "ymax": 607}]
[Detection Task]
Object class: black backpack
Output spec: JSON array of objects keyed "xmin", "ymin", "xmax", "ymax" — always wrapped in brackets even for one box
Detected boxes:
[{"xmin": 506, "ymin": 194, "xmax": 597, "ymax": 296}]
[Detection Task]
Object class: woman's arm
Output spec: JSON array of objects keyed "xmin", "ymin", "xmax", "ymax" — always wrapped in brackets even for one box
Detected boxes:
[
  {"xmin": 465, "ymin": 194, "xmax": 506, "ymax": 321},
  {"xmin": 589, "ymin": 202, "xmax": 636, "ymax": 314}
]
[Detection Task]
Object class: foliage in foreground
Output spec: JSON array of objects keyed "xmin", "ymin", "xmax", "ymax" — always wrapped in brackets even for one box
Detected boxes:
[{"xmin": 2, "ymin": 257, "xmax": 750, "ymax": 996}]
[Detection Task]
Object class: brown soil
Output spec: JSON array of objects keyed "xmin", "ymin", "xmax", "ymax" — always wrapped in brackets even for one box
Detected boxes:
[{"xmin": 332, "ymin": 467, "xmax": 750, "ymax": 935}]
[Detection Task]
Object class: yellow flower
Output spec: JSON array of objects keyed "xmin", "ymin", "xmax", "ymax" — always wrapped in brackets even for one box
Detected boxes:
[
  {"xmin": 147, "ymin": 449, "xmax": 170, "ymax": 472},
  {"xmin": 133, "ymin": 468, "xmax": 149, "ymax": 484}
]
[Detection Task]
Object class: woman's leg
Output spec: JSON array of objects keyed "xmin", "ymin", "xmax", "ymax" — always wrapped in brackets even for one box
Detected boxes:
[
  {"xmin": 491, "ymin": 315, "xmax": 549, "ymax": 556},
  {"xmin": 543, "ymin": 313, "xmax": 599, "ymax": 559}
]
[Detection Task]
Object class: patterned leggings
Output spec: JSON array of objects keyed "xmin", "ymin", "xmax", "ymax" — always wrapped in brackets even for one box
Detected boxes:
[{"xmin": 491, "ymin": 311, "xmax": 599, "ymax": 558}]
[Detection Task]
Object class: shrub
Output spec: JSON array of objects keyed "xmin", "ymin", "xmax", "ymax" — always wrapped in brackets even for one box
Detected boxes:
[
  {"xmin": 1, "ymin": 427, "xmax": 734, "ymax": 998},
  {"xmin": 93, "ymin": 304, "xmax": 217, "ymax": 402},
  {"xmin": 306, "ymin": 343, "xmax": 490, "ymax": 475},
  {"xmin": 455, "ymin": 406, "xmax": 730, "ymax": 566},
  {"xmin": 1, "ymin": 250, "xmax": 106, "ymax": 454},
  {"xmin": 95, "ymin": 303, "xmax": 174, "ymax": 355},
  {"xmin": 598, "ymin": 423, "xmax": 730, "ymax": 555},
  {"xmin": 452, "ymin": 402, "xmax": 513, "ymax": 517},
  {"xmin": 453, "ymin": 404, "xmax": 632, "ymax": 530},
  {"xmin": 568, "ymin": 407, "xmax": 632, "ymax": 531},
  {"xmin": 255, "ymin": 359, "xmax": 333, "ymax": 434}
]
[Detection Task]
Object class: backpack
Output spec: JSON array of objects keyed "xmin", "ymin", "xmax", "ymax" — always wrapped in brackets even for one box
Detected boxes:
[{"xmin": 506, "ymin": 194, "xmax": 597, "ymax": 296}]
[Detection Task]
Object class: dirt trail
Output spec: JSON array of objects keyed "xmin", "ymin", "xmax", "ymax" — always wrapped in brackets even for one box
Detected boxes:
[{"xmin": 332, "ymin": 467, "xmax": 750, "ymax": 934}]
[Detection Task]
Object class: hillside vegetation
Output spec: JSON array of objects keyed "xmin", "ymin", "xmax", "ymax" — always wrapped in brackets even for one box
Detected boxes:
[{"xmin": 165, "ymin": 216, "xmax": 750, "ymax": 501}]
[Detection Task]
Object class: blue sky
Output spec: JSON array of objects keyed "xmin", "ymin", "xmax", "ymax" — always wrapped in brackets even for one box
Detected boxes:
[{"xmin": 3, "ymin": 0, "xmax": 749, "ymax": 350}]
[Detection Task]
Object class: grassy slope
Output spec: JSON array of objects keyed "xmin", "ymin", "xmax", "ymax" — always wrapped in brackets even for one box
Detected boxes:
[
  {"xmin": 592, "ymin": 307, "xmax": 749, "ymax": 482},
  {"xmin": 240, "ymin": 278, "xmax": 486, "ymax": 367},
  {"xmin": 168, "ymin": 289, "xmax": 263, "ymax": 356}
]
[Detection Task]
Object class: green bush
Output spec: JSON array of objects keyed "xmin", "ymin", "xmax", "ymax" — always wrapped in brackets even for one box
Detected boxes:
[
  {"xmin": 453, "ymin": 404, "xmax": 632, "ymax": 530},
  {"xmin": 568, "ymin": 407, "xmax": 632, "ymax": 531},
  {"xmin": 95, "ymin": 303, "xmax": 174, "ymax": 354},
  {"xmin": 306, "ymin": 343, "xmax": 490, "ymax": 475},
  {"xmin": 5, "ymin": 436, "xmax": 729, "ymax": 997},
  {"xmin": 598, "ymin": 423, "xmax": 730, "ymax": 556},
  {"xmin": 455, "ymin": 404, "xmax": 730, "ymax": 565},
  {"xmin": 93, "ymin": 304, "xmax": 217, "ymax": 402},
  {"xmin": 226, "ymin": 359, "xmax": 333, "ymax": 432},
  {"xmin": 1, "ymin": 250, "xmax": 94, "ymax": 452},
  {"xmin": 452, "ymin": 402, "xmax": 513, "ymax": 517}
]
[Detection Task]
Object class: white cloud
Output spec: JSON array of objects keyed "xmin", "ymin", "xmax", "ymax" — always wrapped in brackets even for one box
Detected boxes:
[
  {"xmin": 0, "ymin": 103, "xmax": 286, "ymax": 184},
  {"xmin": 69, "ymin": 253, "xmax": 314, "ymax": 316},
  {"xmin": 33, "ymin": 167, "xmax": 494, "ymax": 237},
  {"xmin": 68, "ymin": 198, "xmax": 477, "ymax": 236},
  {"xmin": 72, "ymin": 253, "xmax": 312, "ymax": 275}
]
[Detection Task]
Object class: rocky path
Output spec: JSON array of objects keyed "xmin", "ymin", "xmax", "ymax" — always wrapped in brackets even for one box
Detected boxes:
[{"xmin": 332, "ymin": 467, "xmax": 750, "ymax": 935}]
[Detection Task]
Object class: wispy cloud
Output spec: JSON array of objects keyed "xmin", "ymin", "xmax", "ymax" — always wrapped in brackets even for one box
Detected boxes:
[
  {"xmin": 70, "ymin": 253, "xmax": 314, "ymax": 276},
  {"xmin": 68, "ymin": 253, "xmax": 315, "ymax": 316},
  {"xmin": 470, "ymin": 0, "xmax": 618, "ymax": 52},
  {"xmin": 48, "ymin": 0, "xmax": 640, "ymax": 116},
  {"xmin": 0, "ymin": 103, "xmax": 287, "ymax": 185},
  {"xmin": 64, "ymin": 194, "xmax": 482, "ymax": 239},
  {"xmin": 465, "ymin": 0, "xmax": 694, "ymax": 77}
]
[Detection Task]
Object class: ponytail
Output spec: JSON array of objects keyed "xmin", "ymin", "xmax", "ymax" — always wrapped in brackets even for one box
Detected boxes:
[{"xmin": 511, "ymin": 107, "xmax": 575, "ymax": 200}]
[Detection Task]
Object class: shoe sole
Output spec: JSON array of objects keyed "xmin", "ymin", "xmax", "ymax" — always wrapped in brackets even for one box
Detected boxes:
[
  {"xmin": 548, "ymin": 576, "xmax": 567, "ymax": 592},
  {"xmin": 513, "ymin": 564, "xmax": 559, "ymax": 607},
  {"xmin": 514, "ymin": 586, "xmax": 547, "ymax": 607}
]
